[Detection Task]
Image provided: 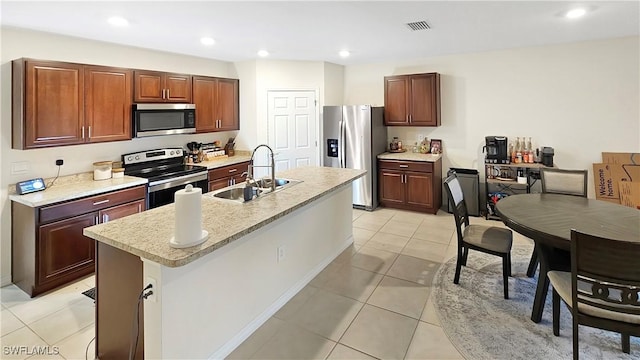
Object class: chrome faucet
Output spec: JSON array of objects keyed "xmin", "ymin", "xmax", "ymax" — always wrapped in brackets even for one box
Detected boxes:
[{"xmin": 247, "ymin": 144, "xmax": 276, "ymax": 192}]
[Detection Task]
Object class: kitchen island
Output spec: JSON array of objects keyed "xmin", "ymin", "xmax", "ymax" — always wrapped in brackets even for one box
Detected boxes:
[{"xmin": 83, "ymin": 166, "xmax": 365, "ymax": 359}]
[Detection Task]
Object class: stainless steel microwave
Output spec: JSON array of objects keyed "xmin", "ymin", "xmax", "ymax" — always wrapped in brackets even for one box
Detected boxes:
[{"xmin": 132, "ymin": 104, "xmax": 196, "ymax": 138}]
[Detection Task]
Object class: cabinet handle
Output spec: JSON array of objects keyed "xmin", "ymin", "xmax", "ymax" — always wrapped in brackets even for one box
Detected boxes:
[
  {"xmin": 228, "ymin": 169, "xmax": 238, "ymax": 173},
  {"xmin": 103, "ymin": 214, "xmax": 109, "ymax": 223},
  {"xmin": 95, "ymin": 215, "xmax": 99, "ymax": 224},
  {"xmin": 88, "ymin": 126, "xmax": 91, "ymax": 139},
  {"xmin": 138, "ymin": 204, "xmax": 142, "ymax": 212},
  {"xmin": 399, "ymin": 165, "xmax": 409, "ymax": 168},
  {"xmin": 232, "ymin": 178, "xmax": 236, "ymax": 185},
  {"xmin": 81, "ymin": 126, "xmax": 85, "ymax": 139},
  {"xmin": 93, "ymin": 199, "xmax": 110, "ymax": 206},
  {"xmin": 409, "ymin": 114, "xmax": 412, "ymax": 123}
]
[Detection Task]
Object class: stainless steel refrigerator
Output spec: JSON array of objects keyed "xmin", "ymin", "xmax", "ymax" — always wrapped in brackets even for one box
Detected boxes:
[{"xmin": 323, "ymin": 105, "xmax": 387, "ymax": 210}]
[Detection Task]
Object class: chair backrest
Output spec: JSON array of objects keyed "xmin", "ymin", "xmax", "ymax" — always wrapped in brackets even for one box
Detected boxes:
[
  {"xmin": 570, "ymin": 230, "xmax": 640, "ymax": 317},
  {"xmin": 443, "ymin": 174, "xmax": 469, "ymax": 244},
  {"xmin": 541, "ymin": 168, "xmax": 588, "ymax": 197}
]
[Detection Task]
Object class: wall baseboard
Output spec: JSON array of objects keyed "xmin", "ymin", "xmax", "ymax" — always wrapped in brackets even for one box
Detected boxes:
[
  {"xmin": 209, "ymin": 236, "xmax": 354, "ymax": 360},
  {"xmin": 0, "ymin": 275, "xmax": 12, "ymax": 288}
]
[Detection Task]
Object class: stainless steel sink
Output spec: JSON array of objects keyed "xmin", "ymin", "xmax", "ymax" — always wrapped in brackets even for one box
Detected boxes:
[{"xmin": 209, "ymin": 178, "xmax": 302, "ymax": 203}]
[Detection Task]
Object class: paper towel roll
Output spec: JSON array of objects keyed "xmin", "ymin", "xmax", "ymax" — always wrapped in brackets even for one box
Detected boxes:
[{"xmin": 170, "ymin": 184, "xmax": 209, "ymax": 248}]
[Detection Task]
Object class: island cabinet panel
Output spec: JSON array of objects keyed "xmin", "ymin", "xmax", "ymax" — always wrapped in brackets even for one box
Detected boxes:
[
  {"xmin": 378, "ymin": 158, "xmax": 442, "ymax": 214},
  {"xmin": 208, "ymin": 161, "xmax": 250, "ymax": 191},
  {"xmin": 384, "ymin": 72, "xmax": 440, "ymax": 127},
  {"xmin": 84, "ymin": 66, "xmax": 132, "ymax": 143},
  {"xmin": 193, "ymin": 76, "xmax": 239, "ymax": 133},
  {"xmin": 12, "ymin": 59, "xmax": 134, "ymax": 149},
  {"xmin": 133, "ymin": 70, "xmax": 192, "ymax": 103},
  {"xmin": 11, "ymin": 185, "xmax": 146, "ymax": 297},
  {"xmin": 96, "ymin": 242, "xmax": 143, "ymax": 360}
]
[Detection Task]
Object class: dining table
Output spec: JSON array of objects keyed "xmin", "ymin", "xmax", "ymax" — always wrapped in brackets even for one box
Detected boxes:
[{"xmin": 495, "ymin": 193, "xmax": 640, "ymax": 323}]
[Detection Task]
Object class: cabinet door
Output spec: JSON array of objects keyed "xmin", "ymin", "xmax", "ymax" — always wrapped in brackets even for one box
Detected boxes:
[
  {"xmin": 216, "ymin": 78, "xmax": 239, "ymax": 131},
  {"xmin": 379, "ymin": 170, "xmax": 405, "ymax": 205},
  {"xmin": 383, "ymin": 76, "xmax": 409, "ymax": 125},
  {"xmin": 24, "ymin": 60, "xmax": 85, "ymax": 148},
  {"xmin": 38, "ymin": 213, "xmax": 96, "ymax": 285},
  {"xmin": 209, "ymin": 178, "xmax": 231, "ymax": 192},
  {"xmin": 409, "ymin": 73, "xmax": 439, "ymax": 126},
  {"xmin": 406, "ymin": 171, "xmax": 433, "ymax": 208},
  {"xmin": 134, "ymin": 71, "xmax": 164, "ymax": 102},
  {"xmin": 165, "ymin": 74, "xmax": 192, "ymax": 102},
  {"xmin": 193, "ymin": 76, "xmax": 217, "ymax": 132},
  {"xmin": 99, "ymin": 199, "xmax": 145, "ymax": 223},
  {"xmin": 85, "ymin": 66, "xmax": 132, "ymax": 143}
]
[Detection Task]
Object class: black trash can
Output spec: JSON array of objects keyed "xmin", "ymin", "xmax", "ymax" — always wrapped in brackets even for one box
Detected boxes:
[{"xmin": 446, "ymin": 168, "xmax": 480, "ymax": 216}]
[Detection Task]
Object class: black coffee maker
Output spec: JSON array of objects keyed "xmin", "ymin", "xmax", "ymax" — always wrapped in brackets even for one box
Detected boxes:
[{"xmin": 484, "ymin": 136, "xmax": 509, "ymax": 164}]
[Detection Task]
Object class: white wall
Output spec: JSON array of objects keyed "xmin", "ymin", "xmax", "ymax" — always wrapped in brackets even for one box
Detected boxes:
[
  {"xmin": 344, "ymin": 37, "xmax": 640, "ymax": 200},
  {"xmin": 0, "ymin": 27, "xmax": 238, "ymax": 285}
]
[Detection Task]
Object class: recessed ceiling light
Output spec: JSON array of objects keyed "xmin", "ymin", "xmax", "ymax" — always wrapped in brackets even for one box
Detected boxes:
[
  {"xmin": 107, "ymin": 16, "xmax": 129, "ymax": 27},
  {"xmin": 565, "ymin": 8, "xmax": 587, "ymax": 19},
  {"xmin": 257, "ymin": 50, "xmax": 269, "ymax": 57},
  {"xmin": 339, "ymin": 50, "xmax": 350, "ymax": 58},
  {"xmin": 200, "ymin": 37, "xmax": 215, "ymax": 46}
]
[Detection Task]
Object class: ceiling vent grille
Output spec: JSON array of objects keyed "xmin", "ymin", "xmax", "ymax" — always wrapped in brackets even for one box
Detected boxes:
[{"xmin": 406, "ymin": 20, "xmax": 430, "ymax": 31}]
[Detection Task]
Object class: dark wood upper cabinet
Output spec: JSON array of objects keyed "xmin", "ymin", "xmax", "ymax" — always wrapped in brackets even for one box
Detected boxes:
[
  {"xmin": 192, "ymin": 76, "xmax": 239, "ymax": 133},
  {"xmin": 85, "ymin": 66, "xmax": 132, "ymax": 143},
  {"xmin": 384, "ymin": 72, "xmax": 440, "ymax": 127},
  {"xmin": 133, "ymin": 70, "xmax": 192, "ymax": 103},
  {"xmin": 14, "ymin": 59, "xmax": 85, "ymax": 149},
  {"xmin": 12, "ymin": 59, "xmax": 134, "ymax": 149}
]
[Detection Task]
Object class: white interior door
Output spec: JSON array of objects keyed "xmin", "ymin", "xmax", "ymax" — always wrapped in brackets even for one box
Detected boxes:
[{"xmin": 267, "ymin": 90, "xmax": 318, "ymax": 174}]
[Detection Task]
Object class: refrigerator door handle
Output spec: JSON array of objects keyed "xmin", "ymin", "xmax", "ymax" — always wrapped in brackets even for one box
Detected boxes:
[{"xmin": 339, "ymin": 119, "xmax": 345, "ymax": 168}]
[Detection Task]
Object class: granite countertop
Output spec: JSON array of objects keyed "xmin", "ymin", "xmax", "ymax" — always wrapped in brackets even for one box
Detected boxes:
[
  {"xmin": 9, "ymin": 173, "xmax": 148, "ymax": 207},
  {"xmin": 84, "ymin": 167, "xmax": 365, "ymax": 268},
  {"xmin": 377, "ymin": 152, "xmax": 443, "ymax": 162}
]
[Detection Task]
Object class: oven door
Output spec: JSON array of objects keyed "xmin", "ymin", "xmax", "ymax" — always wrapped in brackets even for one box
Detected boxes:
[{"xmin": 147, "ymin": 174, "xmax": 208, "ymax": 209}]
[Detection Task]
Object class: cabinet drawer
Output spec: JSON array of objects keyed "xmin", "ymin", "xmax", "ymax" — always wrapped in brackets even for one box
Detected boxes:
[
  {"xmin": 39, "ymin": 185, "xmax": 146, "ymax": 224},
  {"xmin": 208, "ymin": 161, "xmax": 250, "ymax": 181},
  {"xmin": 378, "ymin": 160, "xmax": 433, "ymax": 173}
]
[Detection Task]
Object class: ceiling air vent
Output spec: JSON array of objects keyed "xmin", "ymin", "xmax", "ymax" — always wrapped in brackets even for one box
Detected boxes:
[{"xmin": 406, "ymin": 20, "xmax": 430, "ymax": 31}]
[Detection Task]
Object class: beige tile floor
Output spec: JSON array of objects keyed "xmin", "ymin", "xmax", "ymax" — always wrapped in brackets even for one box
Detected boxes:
[{"xmin": 0, "ymin": 207, "xmax": 526, "ymax": 359}]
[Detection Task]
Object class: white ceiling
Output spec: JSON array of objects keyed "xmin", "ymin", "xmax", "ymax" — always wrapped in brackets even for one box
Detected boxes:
[{"xmin": 1, "ymin": 1, "xmax": 638, "ymax": 65}]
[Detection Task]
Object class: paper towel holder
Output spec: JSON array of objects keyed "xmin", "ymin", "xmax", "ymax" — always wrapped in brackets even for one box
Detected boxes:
[{"xmin": 169, "ymin": 230, "xmax": 209, "ymax": 248}]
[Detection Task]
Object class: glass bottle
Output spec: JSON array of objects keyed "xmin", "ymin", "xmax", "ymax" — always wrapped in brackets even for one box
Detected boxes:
[
  {"xmin": 515, "ymin": 137, "xmax": 522, "ymax": 163},
  {"xmin": 527, "ymin": 137, "xmax": 534, "ymax": 163}
]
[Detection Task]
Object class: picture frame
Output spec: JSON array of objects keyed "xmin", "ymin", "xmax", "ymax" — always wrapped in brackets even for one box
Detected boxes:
[{"xmin": 430, "ymin": 139, "xmax": 442, "ymax": 154}]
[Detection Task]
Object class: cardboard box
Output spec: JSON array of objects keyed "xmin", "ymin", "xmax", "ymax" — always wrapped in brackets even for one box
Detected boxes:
[
  {"xmin": 601, "ymin": 152, "xmax": 640, "ymax": 165},
  {"xmin": 619, "ymin": 181, "xmax": 640, "ymax": 209},
  {"xmin": 592, "ymin": 163, "xmax": 640, "ymax": 201}
]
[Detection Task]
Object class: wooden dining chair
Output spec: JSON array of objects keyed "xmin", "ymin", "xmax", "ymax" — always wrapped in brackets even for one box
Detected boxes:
[
  {"xmin": 526, "ymin": 168, "xmax": 589, "ymax": 277},
  {"xmin": 444, "ymin": 174, "xmax": 513, "ymax": 299},
  {"xmin": 548, "ymin": 230, "xmax": 640, "ymax": 359}
]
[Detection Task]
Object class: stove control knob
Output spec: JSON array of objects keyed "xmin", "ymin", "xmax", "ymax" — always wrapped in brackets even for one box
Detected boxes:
[
  {"xmin": 135, "ymin": 155, "xmax": 140, "ymax": 160},
  {"xmin": 170, "ymin": 151, "xmax": 175, "ymax": 155},
  {"xmin": 176, "ymin": 149, "xmax": 182, "ymax": 155},
  {"xmin": 127, "ymin": 156, "xmax": 133, "ymax": 161}
]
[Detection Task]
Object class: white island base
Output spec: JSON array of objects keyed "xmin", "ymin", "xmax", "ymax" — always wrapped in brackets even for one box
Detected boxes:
[{"xmin": 143, "ymin": 185, "xmax": 353, "ymax": 359}]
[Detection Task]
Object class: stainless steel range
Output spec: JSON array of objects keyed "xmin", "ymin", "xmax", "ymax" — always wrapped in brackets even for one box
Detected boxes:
[{"xmin": 123, "ymin": 148, "xmax": 208, "ymax": 209}]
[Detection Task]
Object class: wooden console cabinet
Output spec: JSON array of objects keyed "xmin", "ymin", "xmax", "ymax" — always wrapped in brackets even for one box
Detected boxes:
[
  {"xmin": 12, "ymin": 185, "xmax": 146, "ymax": 297},
  {"xmin": 208, "ymin": 161, "xmax": 251, "ymax": 191},
  {"xmin": 384, "ymin": 72, "xmax": 441, "ymax": 126},
  {"xmin": 379, "ymin": 158, "xmax": 442, "ymax": 214}
]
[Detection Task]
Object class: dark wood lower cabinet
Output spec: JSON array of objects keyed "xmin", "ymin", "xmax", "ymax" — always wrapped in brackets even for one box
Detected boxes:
[
  {"xmin": 96, "ymin": 242, "xmax": 143, "ymax": 360},
  {"xmin": 378, "ymin": 158, "xmax": 442, "ymax": 214},
  {"xmin": 38, "ymin": 213, "xmax": 96, "ymax": 287},
  {"xmin": 11, "ymin": 185, "xmax": 146, "ymax": 297}
]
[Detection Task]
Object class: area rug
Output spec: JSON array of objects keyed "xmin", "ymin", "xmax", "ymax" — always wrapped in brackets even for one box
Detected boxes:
[
  {"xmin": 432, "ymin": 244, "xmax": 639, "ymax": 359},
  {"xmin": 82, "ymin": 287, "xmax": 96, "ymax": 301}
]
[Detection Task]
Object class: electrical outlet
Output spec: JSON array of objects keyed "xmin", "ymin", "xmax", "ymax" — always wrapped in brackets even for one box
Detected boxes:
[
  {"xmin": 145, "ymin": 277, "xmax": 157, "ymax": 302},
  {"xmin": 417, "ymin": 134, "xmax": 425, "ymax": 143},
  {"xmin": 277, "ymin": 246, "xmax": 286, "ymax": 262},
  {"xmin": 55, "ymin": 159, "xmax": 64, "ymax": 166}
]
